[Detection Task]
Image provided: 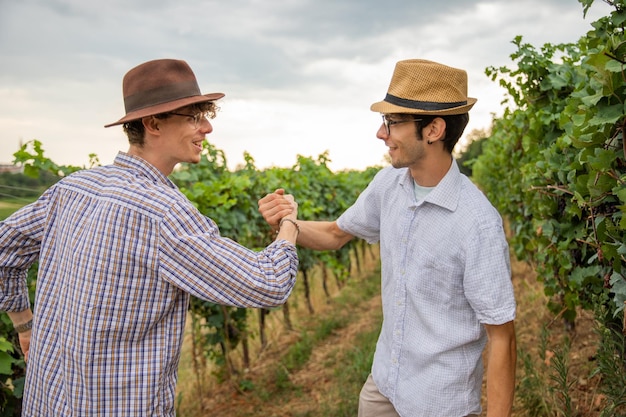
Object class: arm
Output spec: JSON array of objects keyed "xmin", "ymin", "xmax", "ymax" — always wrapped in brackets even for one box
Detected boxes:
[
  {"xmin": 7, "ymin": 310, "xmax": 33, "ymax": 362},
  {"xmin": 295, "ymin": 220, "xmax": 353, "ymax": 251},
  {"xmin": 274, "ymin": 194, "xmax": 299, "ymax": 245},
  {"xmin": 0, "ymin": 197, "xmax": 48, "ymax": 362},
  {"xmin": 484, "ymin": 320, "xmax": 516, "ymax": 417},
  {"xmin": 258, "ymin": 189, "xmax": 354, "ymax": 250}
]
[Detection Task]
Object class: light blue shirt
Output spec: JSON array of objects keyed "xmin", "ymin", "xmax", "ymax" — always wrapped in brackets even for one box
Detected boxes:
[{"xmin": 337, "ymin": 160, "xmax": 516, "ymax": 417}]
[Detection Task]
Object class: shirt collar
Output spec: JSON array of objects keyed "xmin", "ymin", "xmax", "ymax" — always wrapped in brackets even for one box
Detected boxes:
[
  {"xmin": 400, "ymin": 159, "xmax": 461, "ymax": 212},
  {"xmin": 113, "ymin": 151, "xmax": 178, "ymax": 189}
]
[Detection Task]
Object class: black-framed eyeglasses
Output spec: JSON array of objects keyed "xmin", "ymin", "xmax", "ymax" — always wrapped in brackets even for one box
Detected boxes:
[
  {"xmin": 381, "ymin": 115, "xmax": 422, "ymax": 135},
  {"xmin": 169, "ymin": 111, "xmax": 209, "ymax": 128}
]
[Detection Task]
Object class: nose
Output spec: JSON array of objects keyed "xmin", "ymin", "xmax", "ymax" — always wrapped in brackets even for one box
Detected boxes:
[
  {"xmin": 199, "ymin": 117, "xmax": 213, "ymax": 134},
  {"xmin": 376, "ymin": 123, "xmax": 388, "ymax": 140}
]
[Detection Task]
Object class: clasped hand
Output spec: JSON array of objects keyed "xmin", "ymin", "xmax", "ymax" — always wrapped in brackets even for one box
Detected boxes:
[{"xmin": 258, "ymin": 188, "xmax": 297, "ymax": 231}]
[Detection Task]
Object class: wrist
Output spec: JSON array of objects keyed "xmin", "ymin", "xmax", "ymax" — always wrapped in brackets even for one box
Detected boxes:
[
  {"xmin": 14, "ymin": 319, "xmax": 33, "ymax": 333},
  {"xmin": 279, "ymin": 218, "xmax": 300, "ymax": 235}
]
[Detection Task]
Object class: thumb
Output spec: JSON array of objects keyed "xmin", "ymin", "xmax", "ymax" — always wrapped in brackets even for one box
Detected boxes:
[{"xmin": 274, "ymin": 188, "xmax": 285, "ymax": 195}]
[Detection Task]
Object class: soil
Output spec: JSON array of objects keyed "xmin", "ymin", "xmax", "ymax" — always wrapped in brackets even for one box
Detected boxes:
[{"xmin": 179, "ymin": 256, "xmax": 614, "ymax": 417}]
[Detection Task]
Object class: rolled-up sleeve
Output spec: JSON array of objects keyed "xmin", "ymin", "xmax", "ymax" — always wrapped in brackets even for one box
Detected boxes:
[{"xmin": 0, "ymin": 191, "xmax": 51, "ymax": 311}]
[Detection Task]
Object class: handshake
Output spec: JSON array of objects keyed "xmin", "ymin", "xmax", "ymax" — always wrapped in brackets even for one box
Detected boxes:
[
  {"xmin": 259, "ymin": 189, "xmax": 353, "ymax": 251},
  {"xmin": 259, "ymin": 188, "xmax": 299, "ymax": 243}
]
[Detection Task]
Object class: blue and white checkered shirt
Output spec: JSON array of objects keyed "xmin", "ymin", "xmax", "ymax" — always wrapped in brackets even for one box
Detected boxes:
[
  {"xmin": 0, "ymin": 152, "xmax": 298, "ymax": 416},
  {"xmin": 337, "ymin": 160, "xmax": 516, "ymax": 417}
]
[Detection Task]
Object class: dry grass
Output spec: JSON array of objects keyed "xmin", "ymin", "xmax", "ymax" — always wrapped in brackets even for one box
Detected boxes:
[{"xmin": 175, "ymin": 248, "xmax": 610, "ymax": 417}]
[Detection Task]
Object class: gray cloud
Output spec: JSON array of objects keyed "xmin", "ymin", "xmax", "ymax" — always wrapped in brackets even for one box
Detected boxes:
[{"xmin": 0, "ymin": 0, "xmax": 615, "ymax": 168}]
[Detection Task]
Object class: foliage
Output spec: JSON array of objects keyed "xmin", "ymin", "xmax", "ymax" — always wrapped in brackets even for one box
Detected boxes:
[
  {"xmin": 472, "ymin": 1, "xmax": 626, "ymax": 411},
  {"xmin": 12, "ymin": 140, "xmax": 99, "ymax": 178},
  {"xmin": 0, "ymin": 337, "xmax": 22, "ymax": 417},
  {"xmin": 169, "ymin": 143, "xmax": 378, "ymax": 381},
  {"xmin": 593, "ymin": 300, "xmax": 626, "ymax": 416},
  {"xmin": 473, "ymin": 0, "xmax": 626, "ymax": 326},
  {"xmin": 0, "ymin": 138, "xmax": 379, "ymax": 414},
  {"xmin": 0, "ymin": 171, "xmax": 58, "ymax": 201},
  {"xmin": 0, "ymin": 264, "xmax": 36, "ymax": 416},
  {"xmin": 457, "ymin": 134, "xmax": 488, "ymax": 177}
]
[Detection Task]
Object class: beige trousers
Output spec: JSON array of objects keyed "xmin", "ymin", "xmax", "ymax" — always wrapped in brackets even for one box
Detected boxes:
[
  {"xmin": 358, "ymin": 374, "xmax": 400, "ymax": 417},
  {"xmin": 357, "ymin": 374, "xmax": 480, "ymax": 417}
]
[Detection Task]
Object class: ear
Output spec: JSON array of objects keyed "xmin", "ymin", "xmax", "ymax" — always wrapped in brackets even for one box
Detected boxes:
[
  {"xmin": 142, "ymin": 116, "xmax": 161, "ymax": 135},
  {"xmin": 423, "ymin": 117, "xmax": 446, "ymax": 143}
]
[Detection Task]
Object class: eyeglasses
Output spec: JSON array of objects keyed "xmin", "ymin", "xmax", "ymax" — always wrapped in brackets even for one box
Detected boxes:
[
  {"xmin": 169, "ymin": 111, "xmax": 209, "ymax": 128},
  {"xmin": 381, "ymin": 115, "xmax": 422, "ymax": 135}
]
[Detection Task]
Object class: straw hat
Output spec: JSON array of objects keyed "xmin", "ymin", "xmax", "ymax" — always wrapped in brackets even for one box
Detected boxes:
[
  {"xmin": 370, "ymin": 59, "xmax": 476, "ymax": 115},
  {"xmin": 105, "ymin": 59, "xmax": 224, "ymax": 127}
]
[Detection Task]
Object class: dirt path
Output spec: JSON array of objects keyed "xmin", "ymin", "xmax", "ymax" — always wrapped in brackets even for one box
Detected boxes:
[
  {"xmin": 181, "ymin": 257, "xmax": 607, "ymax": 417},
  {"xmin": 196, "ymin": 292, "xmax": 382, "ymax": 417}
]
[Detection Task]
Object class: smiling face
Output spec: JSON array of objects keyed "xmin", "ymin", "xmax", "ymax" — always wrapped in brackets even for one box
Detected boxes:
[
  {"xmin": 159, "ymin": 106, "xmax": 212, "ymax": 167},
  {"xmin": 377, "ymin": 114, "xmax": 427, "ymax": 169},
  {"xmin": 128, "ymin": 104, "xmax": 215, "ymax": 176}
]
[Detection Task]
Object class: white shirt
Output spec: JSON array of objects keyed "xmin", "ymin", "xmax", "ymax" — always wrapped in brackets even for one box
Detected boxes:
[{"xmin": 337, "ymin": 160, "xmax": 516, "ymax": 417}]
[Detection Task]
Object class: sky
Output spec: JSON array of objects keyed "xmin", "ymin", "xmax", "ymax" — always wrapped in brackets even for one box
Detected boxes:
[{"xmin": 0, "ymin": 0, "xmax": 615, "ymax": 172}]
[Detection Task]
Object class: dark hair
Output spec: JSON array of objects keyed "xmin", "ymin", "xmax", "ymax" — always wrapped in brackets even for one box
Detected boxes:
[
  {"xmin": 412, "ymin": 113, "xmax": 469, "ymax": 153},
  {"xmin": 123, "ymin": 101, "xmax": 218, "ymax": 146}
]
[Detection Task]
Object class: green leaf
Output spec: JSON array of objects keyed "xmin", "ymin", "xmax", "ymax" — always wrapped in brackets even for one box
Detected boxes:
[
  {"xmin": 0, "ymin": 337, "xmax": 14, "ymax": 353},
  {"xmin": 609, "ymin": 272, "xmax": 626, "ymax": 313},
  {"xmin": 0, "ymin": 351, "xmax": 17, "ymax": 375},
  {"xmin": 587, "ymin": 103, "xmax": 625, "ymax": 126},
  {"xmin": 570, "ymin": 265, "xmax": 602, "ymax": 287}
]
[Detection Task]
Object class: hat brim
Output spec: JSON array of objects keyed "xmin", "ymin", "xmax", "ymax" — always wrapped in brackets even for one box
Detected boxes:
[
  {"xmin": 370, "ymin": 97, "xmax": 477, "ymax": 116},
  {"xmin": 104, "ymin": 92, "xmax": 225, "ymax": 128}
]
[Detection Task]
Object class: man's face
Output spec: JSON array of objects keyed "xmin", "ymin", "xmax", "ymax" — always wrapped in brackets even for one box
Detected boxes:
[
  {"xmin": 377, "ymin": 114, "xmax": 426, "ymax": 169},
  {"xmin": 158, "ymin": 106, "xmax": 212, "ymax": 167}
]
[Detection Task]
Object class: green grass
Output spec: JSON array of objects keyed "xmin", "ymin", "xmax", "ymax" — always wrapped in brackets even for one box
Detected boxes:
[
  {"xmin": 262, "ymin": 269, "xmax": 382, "ymax": 415},
  {"xmin": 0, "ymin": 199, "xmax": 32, "ymax": 220},
  {"xmin": 280, "ymin": 314, "xmax": 350, "ymax": 375},
  {"xmin": 321, "ymin": 324, "xmax": 380, "ymax": 417},
  {"xmin": 175, "ymin": 255, "xmax": 383, "ymax": 417}
]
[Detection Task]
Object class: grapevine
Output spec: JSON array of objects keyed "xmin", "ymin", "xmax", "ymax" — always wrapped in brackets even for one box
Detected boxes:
[{"xmin": 472, "ymin": 0, "xmax": 626, "ymax": 411}]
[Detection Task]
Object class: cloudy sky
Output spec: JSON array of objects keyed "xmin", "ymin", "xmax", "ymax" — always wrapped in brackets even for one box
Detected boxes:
[{"xmin": 0, "ymin": 0, "xmax": 613, "ymax": 171}]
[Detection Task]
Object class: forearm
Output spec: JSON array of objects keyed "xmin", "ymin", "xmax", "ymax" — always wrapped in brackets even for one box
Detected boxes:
[
  {"xmin": 1, "ymin": 211, "xmax": 42, "ymax": 312},
  {"xmin": 7, "ymin": 309, "xmax": 33, "ymax": 329},
  {"xmin": 7, "ymin": 309, "xmax": 32, "ymax": 362},
  {"xmin": 257, "ymin": 190, "xmax": 353, "ymax": 250},
  {"xmin": 485, "ymin": 323, "xmax": 517, "ymax": 417},
  {"xmin": 295, "ymin": 220, "xmax": 353, "ymax": 251},
  {"xmin": 275, "ymin": 217, "xmax": 299, "ymax": 245}
]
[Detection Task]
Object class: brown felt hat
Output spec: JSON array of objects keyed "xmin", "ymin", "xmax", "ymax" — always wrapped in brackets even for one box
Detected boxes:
[
  {"xmin": 104, "ymin": 59, "xmax": 225, "ymax": 127},
  {"xmin": 370, "ymin": 59, "xmax": 476, "ymax": 115}
]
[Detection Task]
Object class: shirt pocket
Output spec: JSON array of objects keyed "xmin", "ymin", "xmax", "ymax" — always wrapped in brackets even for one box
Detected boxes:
[{"xmin": 410, "ymin": 249, "xmax": 465, "ymax": 307}]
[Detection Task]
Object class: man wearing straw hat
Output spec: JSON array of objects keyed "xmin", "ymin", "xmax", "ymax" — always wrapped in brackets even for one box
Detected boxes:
[
  {"xmin": 259, "ymin": 59, "xmax": 517, "ymax": 417},
  {"xmin": 0, "ymin": 58, "xmax": 301, "ymax": 416}
]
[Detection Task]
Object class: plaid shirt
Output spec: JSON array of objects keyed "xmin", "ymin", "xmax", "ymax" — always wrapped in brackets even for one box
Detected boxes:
[
  {"xmin": 0, "ymin": 152, "xmax": 298, "ymax": 416},
  {"xmin": 337, "ymin": 160, "xmax": 516, "ymax": 417}
]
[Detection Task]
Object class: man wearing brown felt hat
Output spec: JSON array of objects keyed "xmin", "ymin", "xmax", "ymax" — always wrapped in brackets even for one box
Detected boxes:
[
  {"xmin": 259, "ymin": 59, "xmax": 517, "ymax": 417},
  {"xmin": 0, "ymin": 58, "xmax": 301, "ymax": 416}
]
